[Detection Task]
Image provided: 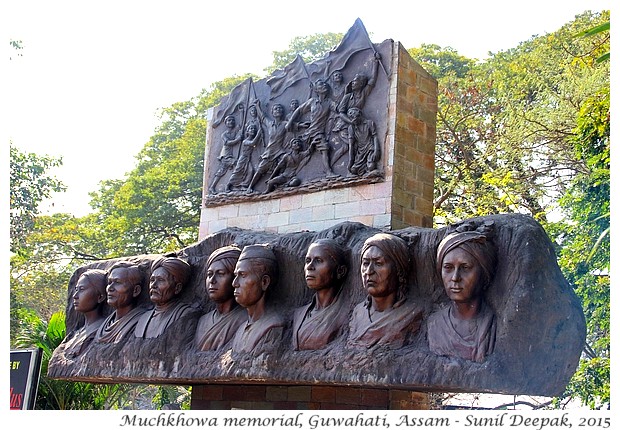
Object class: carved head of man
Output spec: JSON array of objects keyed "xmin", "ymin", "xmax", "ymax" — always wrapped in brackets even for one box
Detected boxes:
[
  {"xmin": 149, "ymin": 257, "xmax": 191, "ymax": 307},
  {"xmin": 271, "ymin": 103, "xmax": 284, "ymax": 120},
  {"xmin": 305, "ymin": 238, "xmax": 348, "ymax": 293},
  {"xmin": 206, "ymin": 245, "xmax": 242, "ymax": 304},
  {"xmin": 233, "ymin": 244, "xmax": 278, "ymax": 308},
  {"xmin": 360, "ymin": 233, "xmax": 410, "ymax": 302},
  {"xmin": 106, "ymin": 262, "xmax": 144, "ymax": 312},
  {"xmin": 436, "ymin": 231, "xmax": 497, "ymax": 305},
  {"xmin": 73, "ymin": 269, "xmax": 108, "ymax": 314}
]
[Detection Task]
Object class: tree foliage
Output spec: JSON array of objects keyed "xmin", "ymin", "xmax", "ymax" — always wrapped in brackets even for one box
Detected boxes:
[{"xmin": 9, "ymin": 144, "xmax": 65, "ymax": 253}]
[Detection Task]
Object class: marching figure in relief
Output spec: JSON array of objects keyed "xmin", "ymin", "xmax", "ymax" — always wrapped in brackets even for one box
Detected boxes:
[
  {"xmin": 194, "ymin": 245, "xmax": 247, "ymax": 351},
  {"xmin": 227, "ymin": 123, "xmax": 262, "ymax": 191},
  {"xmin": 347, "ymin": 233, "xmax": 423, "ymax": 349},
  {"xmin": 292, "ymin": 238, "xmax": 350, "ymax": 350},
  {"xmin": 209, "ymin": 114, "xmax": 243, "ymax": 194},
  {"xmin": 427, "ymin": 229, "xmax": 497, "ymax": 362},
  {"xmin": 286, "ymin": 78, "xmax": 338, "ymax": 177}
]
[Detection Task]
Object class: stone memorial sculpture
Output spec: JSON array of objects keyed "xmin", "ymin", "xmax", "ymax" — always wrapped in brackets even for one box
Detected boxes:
[
  {"xmin": 286, "ymin": 78, "xmax": 338, "ymax": 177},
  {"xmin": 48, "ymin": 215, "xmax": 586, "ymax": 396},
  {"xmin": 54, "ymin": 269, "xmax": 109, "ymax": 358},
  {"xmin": 229, "ymin": 244, "xmax": 287, "ymax": 354},
  {"xmin": 95, "ymin": 261, "xmax": 148, "ymax": 344},
  {"xmin": 427, "ymin": 224, "xmax": 498, "ymax": 362},
  {"xmin": 226, "ymin": 123, "xmax": 262, "ymax": 192},
  {"xmin": 194, "ymin": 245, "xmax": 247, "ymax": 351},
  {"xmin": 265, "ymin": 137, "xmax": 313, "ymax": 193},
  {"xmin": 331, "ymin": 53, "xmax": 380, "ymax": 165},
  {"xmin": 209, "ymin": 114, "xmax": 243, "ymax": 194},
  {"xmin": 347, "ymin": 232, "xmax": 423, "ymax": 349},
  {"xmin": 204, "ymin": 19, "xmax": 389, "ymax": 201},
  {"xmin": 134, "ymin": 257, "xmax": 194, "ymax": 339},
  {"xmin": 292, "ymin": 238, "xmax": 350, "ymax": 350},
  {"xmin": 345, "ymin": 106, "xmax": 381, "ymax": 176},
  {"xmin": 247, "ymin": 101, "xmax": 291, "ymax": 194}
]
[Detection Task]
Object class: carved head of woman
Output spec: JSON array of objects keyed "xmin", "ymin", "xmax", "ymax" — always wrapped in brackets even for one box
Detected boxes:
[
  {"xmin": 436, "ymin": 231, "xmax": 497, "ymax": 305},
  {"xmin": 205, "ymin": 245, "xmax": 242, "ymax": 304},
  {"xmin": 73, "ymin": 269, "xmax": 108, "ymax": 314},
  {"xmin": 304, "ymin": 238, "xmax": 348, "ymax": 293},
  {"xmin": 360, "ymin": 233, "xmax": 410, "ymax": 302}
]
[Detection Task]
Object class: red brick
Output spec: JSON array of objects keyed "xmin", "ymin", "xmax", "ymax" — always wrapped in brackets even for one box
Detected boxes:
[
  {"xmin": 311, "ymin": 386, "xmax": 336, "ymax": 403},
  {"xmin": 360, "ymin": 388, "xmax": 389, "ymax": 407},
  {"xmin": 334, "ymin": 387, "xmax": 361, "ymax": 405}
]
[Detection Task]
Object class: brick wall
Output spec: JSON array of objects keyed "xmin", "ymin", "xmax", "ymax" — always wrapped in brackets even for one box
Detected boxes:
[{"xmin": 191, "ymin": 384, "xmax": 430, "ymax": 410}]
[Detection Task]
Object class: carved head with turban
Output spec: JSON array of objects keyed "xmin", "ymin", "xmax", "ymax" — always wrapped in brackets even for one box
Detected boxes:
[
  {"xmin": 360, "ymin": 233, "xmax": 410, "ymax": 303},
  {"xmin": 436, "ymin": 229, "xmax": 497, "ymax": 295}
]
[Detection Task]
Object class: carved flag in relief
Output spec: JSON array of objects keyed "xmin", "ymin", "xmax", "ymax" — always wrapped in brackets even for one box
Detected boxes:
[
  {"xmin": 266, "ymin": 55, "xmax": 309, "ymax": 100},
  {"xmin": 308, "ymin": 18, "xmax": 374, "ymax": 81},
  {"xmin": 212, "ymin": 78, "xmax": 253, "ymax": 127}
]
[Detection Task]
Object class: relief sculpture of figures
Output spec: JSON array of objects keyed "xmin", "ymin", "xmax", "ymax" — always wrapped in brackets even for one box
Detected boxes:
[
  {"xmin": 265, "ymin": 137, "xmax": 313, "ymax": 193},
  {"xmin": 226, "ymin": 123, "xmax": 262, "ymax": 192},
  {"xmin": 292, "ymin": 238, "xmax": 349, "ymax": 350},
  {"xmin": 287, "ymin": 78, "xmax": 338, "ymax": 177},
  {"xmin": 247, "ymin": 102, "xmax": 290, "ymax": 193},
  {"xmin": 194, "ymin": 245, "xmax": 247, "ymax": 351},
  {"xmin": 346, "ymin": 107, "xmax": 381, "ymax": 176},
  {"xmin": 55, "ymin": 269, "xmax": 109, "ymax": 358},
  {"xmin": 427, "ymin": 226, "xmax": 498, "ymax": 362},
  {"xmin": 134, "ymin": 257, "xmax": 194, "ymax": 339},
  {"xmin": 347, "ymin": 233, "xmax": 423, "ymax": 349},
  {"xmin": 331, "ymin": 53, "xmax": 380, "ymax": 166},
  {"xmin": 229, "ymin": 244, "xmax": 287, "ymax": 354},
  {"xmin": 95, "ymin": 261, "xmax": 148, "ymax": 344},
  {"xmin": 209, "ymin": 114, "xmax": 243, "ymax": 194}
]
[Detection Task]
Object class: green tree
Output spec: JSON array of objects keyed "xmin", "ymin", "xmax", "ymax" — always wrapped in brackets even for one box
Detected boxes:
[
  {"xmin": 10, "ymin": 144, "xmax": 65, "ymax": 253},
  {"xmin": 551, "ymin": 87, "xmax": 610, "ymax": 408}
]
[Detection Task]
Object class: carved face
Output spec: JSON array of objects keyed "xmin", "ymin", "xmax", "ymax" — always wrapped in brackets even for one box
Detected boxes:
[
  {"xmin": 351, "ymin": 73, "xmax": 367, "ymax": 90},
  {"xmin": 149, "ymin": 267, "xmax": 180, "ymax": 306},
  {"xmin": 206, "ymin": 259, "xmax": 235, "ymax": 303},
  {"xmin": 106, "ymin": 267, "xmax": 140, "ymax": 310},
  {"xmin": 73, "ymin": 275, "xmax": 105, "ymax": 313},
  {"xmin": 314, "ymin": 79, "xmax": 329, "ymax": 95},
  {"xmin": 271, "ymin": 104, "xmax": 284, "ymax": 119},
  {"xmin": 332, "ymin": 71, "xmax": 343, "ymax": 83},
  {"xmin": 305, "ymin": 243, "xmax": 338, "ymax": 292},
  {"xmin": 233, "ymin": 259, "xmax": 267, "ymax": 308},
  {"xmin": 441, "ymin": 247, "xmax": 483, "ymax": 304},
  {"xmin": 224, "ymin": 115, "xmax": 236, "ymax": 128},
  {"xmin": 290, "ymin": 99, "xmax": 299, "ymax": 110},
  {"xmin": 360, "ymin": 245, "xmax": 397, "ymax": 298}
]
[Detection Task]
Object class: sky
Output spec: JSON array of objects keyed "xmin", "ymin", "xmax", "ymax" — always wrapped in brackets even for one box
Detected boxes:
[{"xmin": 5, "ymin": 0, "xmax": 612, "ymax": 217}]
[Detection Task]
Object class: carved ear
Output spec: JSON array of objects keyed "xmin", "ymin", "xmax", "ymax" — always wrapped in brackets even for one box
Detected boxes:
[
  {"xmin": 336, "ymin": 265, "xmax": 348, "ymax": 280},
  {"xmin": 132, "ymin": 284, "xmax": 142, "ymax": 298},
  {"xmin": 261, "ymin": 275, "xmax": 270, "ymax": 292},
  {"xmin": 174, "ymin": 282, "xmax": 183, "ymax": 295},
  {"xmin": 97, "ymin": 293, "xmax": 106, "ymax": 304}
]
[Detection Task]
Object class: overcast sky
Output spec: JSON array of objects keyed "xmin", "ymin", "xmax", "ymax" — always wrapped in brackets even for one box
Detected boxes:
[{"xmin": 5, "ymin": 0, "xmax": 612, "ymax": 216}]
